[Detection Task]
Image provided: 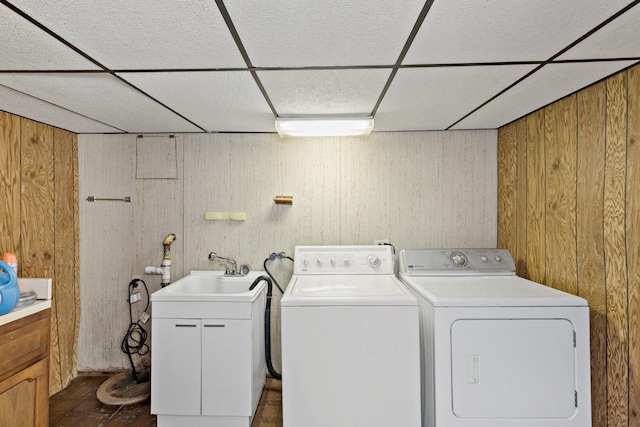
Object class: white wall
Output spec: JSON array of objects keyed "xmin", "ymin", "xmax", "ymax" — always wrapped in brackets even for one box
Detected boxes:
[{"xmin": 78, "ymin": 130, "xmax": 497, "ymax": 371}]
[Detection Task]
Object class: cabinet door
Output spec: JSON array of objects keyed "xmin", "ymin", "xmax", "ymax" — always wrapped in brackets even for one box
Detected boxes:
[
  {"xmin": 201, "ymin": 319, "xmax": 251, "ymax": 416},
  {"xmin": 0, "ymin": 358, "xmax": 48, "ymax": 427},
  {"xmin": 151, "ymin": 318, "xmax": 201, "ymax": 415}
]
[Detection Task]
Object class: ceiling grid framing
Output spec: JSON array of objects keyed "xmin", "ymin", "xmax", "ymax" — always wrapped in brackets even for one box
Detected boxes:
[{"xmin": 0, "ymin": 0, "xmax": 638, "ymax": 133}]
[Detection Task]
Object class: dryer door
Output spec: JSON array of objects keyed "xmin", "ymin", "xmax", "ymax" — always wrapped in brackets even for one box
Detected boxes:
[{"xmin": 450, "ymin": 318, "xmax": 576, "ymax": 419}]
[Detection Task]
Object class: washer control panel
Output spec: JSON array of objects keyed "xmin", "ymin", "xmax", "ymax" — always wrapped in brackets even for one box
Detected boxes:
[
  {"xmin": 400, "ymin": 249, "xmax": 515, "ymax": 276},
  {"xmin": 294, "ymin": 245, "xmax": 394, "ymax": 275}
]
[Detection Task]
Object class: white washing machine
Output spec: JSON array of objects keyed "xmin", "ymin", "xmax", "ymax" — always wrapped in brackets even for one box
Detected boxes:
[
  {"xmin": 398, "ymin": 248, "xmax": 591, "ymax": 427},
  {"xmin": 281, "ymin": 245, "xmax": 421, "ymax": 427}
]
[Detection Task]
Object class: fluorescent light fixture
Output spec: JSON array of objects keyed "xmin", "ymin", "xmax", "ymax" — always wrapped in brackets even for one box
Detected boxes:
[{"xmin": 275, "ymin": 116, "xmax": 374, "ymax": 138}]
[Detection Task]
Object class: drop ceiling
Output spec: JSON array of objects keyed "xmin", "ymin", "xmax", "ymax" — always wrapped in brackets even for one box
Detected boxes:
[{"xmin": 0, "ymin": 0, "xmax": 638, "ymax": 134}]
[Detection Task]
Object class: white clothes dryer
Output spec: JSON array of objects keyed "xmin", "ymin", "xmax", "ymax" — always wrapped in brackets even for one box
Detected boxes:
[
  {"xmin": 398, "ymin": 248, "xmax": 591, "ymax": 427},
  {"xmin": 281, "ymin": 245, "xmax": 421, "ymax": 427}
]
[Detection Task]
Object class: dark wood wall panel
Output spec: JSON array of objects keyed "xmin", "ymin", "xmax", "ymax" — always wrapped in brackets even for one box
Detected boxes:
[
  {"xmin": 0, "ymin": 113, "xmax": 79, "ymax": 396},
  {"xmin": 498, "ymin": 63, "xmax": 640, "ymax": 427}
]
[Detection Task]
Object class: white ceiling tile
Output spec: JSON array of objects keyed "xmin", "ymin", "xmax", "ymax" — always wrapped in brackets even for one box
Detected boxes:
[
  {"xmin": 6, "ymin": 0, "xmax": 245, "ymax": 69},
  {"xmin": 404, "ymin": 0, "xmax": 635, "ymax": 64},
  {"xmin": 451, "ymin": 61, "xmax": 636, "ymax": 129},
  {"xmin": 258, "ymin": 69, "xmax": 390, "ymax": 116},
  {"xmin": 0, "ymin": 73, "xmax": 202, "ymax": 133},
  {"xmin": 225, "ymin": 0, "xmax": 425, "ymax": 67},
  {"xmin": 558, "ymin": 5, "xmax": 640, "ymax": 60},
  {"xmin": 375, "ymin": 65, "xmax": 536, "ymax": 131},
  {"xmin": 0, "ymin": 85, "xmax": 121, "ymax": 133},
  {"xmin": 119, "ymin": 71, "xmax": 275, "ymax": 132},
  {"xmin": 0, "ymin": 6, "xmax": 99, "ymax": 70}
]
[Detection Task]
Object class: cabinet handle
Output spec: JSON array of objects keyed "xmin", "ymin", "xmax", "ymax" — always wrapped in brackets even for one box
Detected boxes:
[
  {"xmin": 204, "ymin": 324, "xmax": 226, "ymax": 328},
  {"xmin": 175, "ymin": 324, "xmax": 197, "ymax": 327}
]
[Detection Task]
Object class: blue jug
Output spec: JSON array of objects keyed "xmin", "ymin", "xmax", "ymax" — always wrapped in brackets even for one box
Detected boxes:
[{"xmin": 0, "ymin": 260, "xmax": 20, "ymax": 315}]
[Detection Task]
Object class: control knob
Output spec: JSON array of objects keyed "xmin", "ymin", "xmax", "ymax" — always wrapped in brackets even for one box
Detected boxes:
[
  {"xmin": 450, "ymin": 251, "xmax": 468, "ymax": 267},
  {"xmin": 494, "ymin": 255, "xmax": 503, "ymax": 262},
  {"xmin": 367, "ymin": 255, "xmax": 382, "ymax": 268}
]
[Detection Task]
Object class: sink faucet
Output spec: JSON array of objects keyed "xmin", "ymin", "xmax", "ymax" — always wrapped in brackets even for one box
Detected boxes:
[{"xmin": 208, "ymin": 252, "xmax": 249, "ymax": 276}]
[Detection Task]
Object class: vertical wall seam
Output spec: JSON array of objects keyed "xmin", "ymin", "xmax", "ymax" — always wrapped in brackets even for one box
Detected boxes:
[
  {"xmin": 624, "ymin": 67, "xmax": 631, "ymax": 427},
  {"xmin": 603, "ymin": 69, "xmax": 610, "ymax": 427},
  {"xmin": 53, "ymin": 131, "xmax": 63, "ymax": 392},
  {"xmin": 574, "ymin": 95, "xmax": 579, "ymax": 296},
  {"xmin": 543, "ymin": 107, "xmax": 548, "ymax": 284}
]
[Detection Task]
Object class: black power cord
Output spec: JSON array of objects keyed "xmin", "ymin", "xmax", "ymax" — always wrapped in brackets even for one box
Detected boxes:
[{"xmin": 121, "ymin": 278, "xmax": 150, "ymax": 384}]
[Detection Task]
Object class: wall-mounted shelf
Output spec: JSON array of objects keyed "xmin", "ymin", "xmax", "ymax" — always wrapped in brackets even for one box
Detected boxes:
[
  {"xmin": 274, "ymin": 196, "xmax": 293, "ymax": 205},
  {"xmin": 205, "ymin": 212, "xmax": 246, "ymax": 221}
]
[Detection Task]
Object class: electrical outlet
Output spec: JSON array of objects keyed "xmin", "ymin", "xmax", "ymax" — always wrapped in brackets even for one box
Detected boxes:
[{"xmin": 375, "ymin": 239, "xmax": 390, "ymax": 245}]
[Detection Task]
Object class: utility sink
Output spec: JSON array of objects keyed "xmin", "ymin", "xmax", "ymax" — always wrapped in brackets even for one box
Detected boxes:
[
  {"xmin": 150, "ymin": 269, "xmax": 267, "ymax": 426},
  {"xmin": 151, "ymin": 270, "xmax": 267, "ymax": 303}
]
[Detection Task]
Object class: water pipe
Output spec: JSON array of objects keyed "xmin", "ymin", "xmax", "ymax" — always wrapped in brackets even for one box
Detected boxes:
[{"xmin": 144, "ymin": 233, "xmax": 176, "ymax": 287}]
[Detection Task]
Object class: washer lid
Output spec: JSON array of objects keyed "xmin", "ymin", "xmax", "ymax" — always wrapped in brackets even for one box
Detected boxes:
[
  {"xmin": 281, "ymin": 275, "xmax": 417, "ymax": 306},
  {"xmin": 399, "ymin": 275, "xmax": 587, "ymax": 307}
]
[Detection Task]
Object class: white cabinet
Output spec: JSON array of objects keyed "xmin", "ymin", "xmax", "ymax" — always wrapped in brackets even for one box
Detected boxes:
[
  {"xmin": 151, "ymin": 318, "xmax": 201, "ymax": 415},
  {"xmin": 202, "ymin": 319, "xmax": 251, "ymax": 416},
  {"xmin": 151, "ymin": 282, "xmax": 266, "ymax": 427}
]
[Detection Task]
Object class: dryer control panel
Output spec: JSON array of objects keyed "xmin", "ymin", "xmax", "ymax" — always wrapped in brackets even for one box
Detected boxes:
[
  {"xmin": 294, "ymin": 245, "xmax": 395, "ymax": 275},
  {"xmin": 400, "ymin": 248, "xmax": 516, "ymax": 276}
]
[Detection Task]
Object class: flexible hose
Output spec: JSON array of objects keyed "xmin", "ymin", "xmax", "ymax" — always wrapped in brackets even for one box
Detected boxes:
[
  {"xmin": 263, "ymin": 253, "xmax": 294, "ymax": 294},
  {"xmin": 250, "ymin": 275, "xmax": 282, "ymax": 380},
  {"xmin": 262, "ymin": 258, "xmax": 285, "ymax": 294}
]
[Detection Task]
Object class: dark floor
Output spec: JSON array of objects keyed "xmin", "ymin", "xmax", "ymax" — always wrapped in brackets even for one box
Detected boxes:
[{"xmin": 49, "ymin": 374, "xmax": 283, "ymax": 427}]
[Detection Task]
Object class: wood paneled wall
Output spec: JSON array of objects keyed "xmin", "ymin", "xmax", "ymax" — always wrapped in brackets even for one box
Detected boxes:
[
  {"xmin": 0, "ymin": 111, "xmax": 80, "ymax": 396},
  {"xmin": 497, "ymin": 63, "xmax": 640, "ymax": 427}
]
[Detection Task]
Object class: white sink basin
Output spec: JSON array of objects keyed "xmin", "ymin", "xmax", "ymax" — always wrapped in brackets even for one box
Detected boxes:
[{"xmin": 151, "ymin": 271, "xmax": 268, "ymax": 303}]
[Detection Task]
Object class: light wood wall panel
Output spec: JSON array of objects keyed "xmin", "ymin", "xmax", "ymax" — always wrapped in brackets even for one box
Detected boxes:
[
  {"xmin": 52, "ymin": 128, "xmax": 79, "ymax": 393},
  {"xmin": 20, "ymin": 119, "xmax": 55, "ymax": 279},
  {"xmin": 515, "ymin": 119, "xmax": 528, "ymax": 277},
  {"xmin": 627, "ymin": 65, "xmax": 640, "ymax": 427},
  {"xmin": 525, "ymin": 110, "xmax": 546, "ymax": 284},
  {"xmin": 0, "ymin": 112, "xmax": 79, "ymax": 395},
  {"xmin": 0, "ymin": 112, "xmax": 20, "ymax": 257},
  {"xmin": 577, "ymin": 80, "xmax": 607, "ymax": 427},
  {"xmin": 497, "ymin": 122, "xmax": 517, "ymax": 251},
  {"xmin": 497, "ymin": 62, "xmax": 640, "ymax": 427},
  {"xmin": 605, "ymin": 72, "xmax": 629, "ymax": 427},
  {"xmin": 78, "ymin": 130, "xmax": 497, "ymax": 371},
  {"xmin": 544, "ymin": 95, "xmax": 578, "ymax": 295}
]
